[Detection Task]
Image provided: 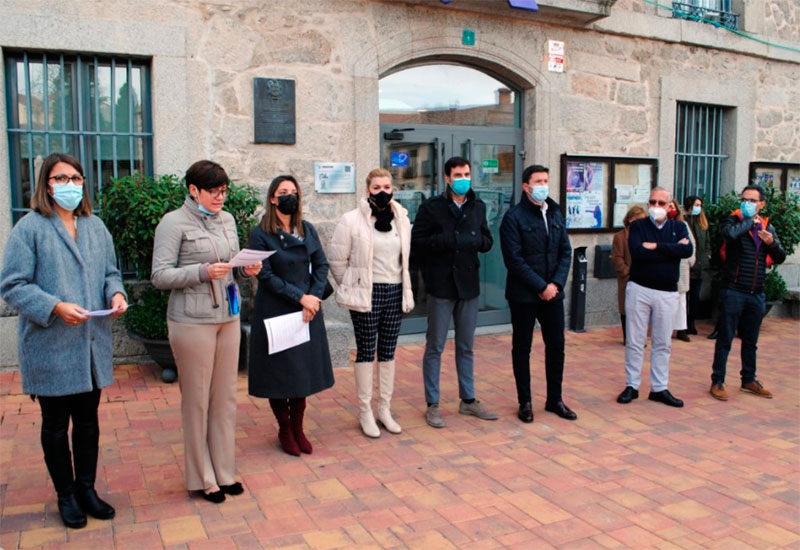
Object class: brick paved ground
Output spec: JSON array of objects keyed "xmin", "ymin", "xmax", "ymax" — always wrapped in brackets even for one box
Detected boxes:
[{"xmin": 1, "ymin": 318, "xmax": 798, "ymax": 549}]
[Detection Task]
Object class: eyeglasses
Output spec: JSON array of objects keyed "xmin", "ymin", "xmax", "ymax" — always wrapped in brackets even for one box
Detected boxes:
[
  {"xmin": 648, "ymin": 199, "xmax": 668, "ymax": 207},
  {"xmin": 204, "ymin": 187, "xmax": 228, "ymax": 199},
  {"xmin": 49, "ymin": 174, "xmax": 84, "ymax": 185},
  {"xmin": 740, "ymin": 197, "xmax": 760, "ymax": 204}
]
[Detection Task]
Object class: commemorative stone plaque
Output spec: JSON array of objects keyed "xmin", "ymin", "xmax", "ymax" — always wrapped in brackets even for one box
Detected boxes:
[{"xmin": 253, "ymin": 78, "xmax": 296, "ymax": 144}]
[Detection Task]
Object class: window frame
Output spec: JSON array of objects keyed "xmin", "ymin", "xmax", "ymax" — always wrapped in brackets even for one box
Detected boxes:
[
  {"xmin": 673, "ymin": 101, "xmax": 727, "ymax": 205},
  {"xmin": 749, "ymin": 161, "xmax": 800, "ymax": 198},
  {"xmin": 5, "ymin": 50, "xmax": 154, "ymax": 222}
]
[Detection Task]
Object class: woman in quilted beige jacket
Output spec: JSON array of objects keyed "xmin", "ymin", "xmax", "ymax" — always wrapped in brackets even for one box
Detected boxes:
[{"xmin": 328, "ymin": 168, "xmax": 414, "ymax": 438}]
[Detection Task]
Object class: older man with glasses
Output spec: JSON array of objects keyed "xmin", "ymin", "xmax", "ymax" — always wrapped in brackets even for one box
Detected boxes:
[
  {"xmin": 709, "ymin": 184, "xmax": 786, "ymax": 401},
  {"xmin": 617, "ymin": 187, "xmax": 694, "ymax": 408}
]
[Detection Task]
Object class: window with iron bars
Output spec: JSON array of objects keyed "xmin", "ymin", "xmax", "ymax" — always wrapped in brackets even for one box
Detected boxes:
[
  {"xmin": 674, "ymin": 102, "xmax": 727, "ymax": 204},
  {"xmin": 5, "ymin": 51, "xmax": 153, "ymax": 224},
  {"xmin": 672, "ymin": 0, "xmax": 739, "ymax": 31}
]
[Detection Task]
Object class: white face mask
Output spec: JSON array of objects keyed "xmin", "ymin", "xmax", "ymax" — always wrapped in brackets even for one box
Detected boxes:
[{"xmin": 649, "ymin": 207, "xmax": 667, "ymax": 222}]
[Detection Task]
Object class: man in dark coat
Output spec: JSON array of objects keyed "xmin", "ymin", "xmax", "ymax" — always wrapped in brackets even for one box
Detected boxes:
[
  {"xmin": 709, "ymin": 184, "xmax": 786, "ymax": 401},
  {"xmin": 411, "ymin": 156, "xmax": 497, "ymax": 428},
  {"xmin": 617, "ymin": 187, "xmax": 693, "ymax": 408},
  {"xmin": 500, "ymin": 164, "xmax": 576, "ymax": 424}
]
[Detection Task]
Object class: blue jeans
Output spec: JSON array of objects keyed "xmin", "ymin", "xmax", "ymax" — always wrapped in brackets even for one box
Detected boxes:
[
  {"xmin": 422, "ymin": 295, "xmax": 478, "ymax": 405},
  {"xmin": 711, "ymin": 288, "xmax": 765, "ymax": 385}
]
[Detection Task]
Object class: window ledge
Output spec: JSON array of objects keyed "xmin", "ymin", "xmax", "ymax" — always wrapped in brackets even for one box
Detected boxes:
[{"xmin": 386, "ymin": 0, "xmax": 617, "ymax": 27}]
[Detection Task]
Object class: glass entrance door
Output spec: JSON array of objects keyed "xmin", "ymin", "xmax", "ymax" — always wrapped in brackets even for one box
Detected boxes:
[{"xmin": 381, "ymin": 125, "xmax": 522, "ymax": 332}]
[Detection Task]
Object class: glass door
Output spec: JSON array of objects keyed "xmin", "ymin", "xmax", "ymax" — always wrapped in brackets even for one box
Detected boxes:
[{"xmin": 381, "ymin": 125, "xmax": 522, "ymax": 332}]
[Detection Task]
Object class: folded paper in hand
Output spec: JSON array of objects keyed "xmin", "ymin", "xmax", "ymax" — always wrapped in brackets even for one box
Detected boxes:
[
  {"xmin": 264, "ymin": 311, "xmax": 310, "ymax": 354},
  {"xmin": 229, "ymin": 248, "xmax": 275, "ymax": 267}
]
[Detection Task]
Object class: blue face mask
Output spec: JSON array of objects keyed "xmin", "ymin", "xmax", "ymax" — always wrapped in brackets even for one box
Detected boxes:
[
  {"xmin": 740, "ymin": 201, "xmax": 757, "ymax": 218},
  {"xmin": 450, "ymin": 178, "xmax": 471, "ymax": 196},
  {"xmin": 691, "ymin": 205, "xmax": 701, "ymax": 216},
  {"xmin": 198, "ymin": 203, "xmax": 215, "ymax": 216},
  {"xmin": 530, "ymin": 186, "xmax": 549, "ymax": 203},
  {"xmin": 51, "ymin": 183, "xmax": 84, "ymax": 211}
]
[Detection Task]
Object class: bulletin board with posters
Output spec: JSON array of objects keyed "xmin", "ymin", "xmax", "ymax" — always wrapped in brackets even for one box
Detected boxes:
[
  {"xmin": 560, "ymin": 155, "xmax": 658, "ymax": 232},
  {"xmin": 749, "ymin": 162, "xmax": 800, "ymax": 199}
]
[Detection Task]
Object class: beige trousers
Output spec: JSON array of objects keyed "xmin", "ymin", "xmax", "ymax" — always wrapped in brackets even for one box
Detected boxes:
[{"xmin": 168, "ymin": 319, "xmax": 240, "ymax": 492}]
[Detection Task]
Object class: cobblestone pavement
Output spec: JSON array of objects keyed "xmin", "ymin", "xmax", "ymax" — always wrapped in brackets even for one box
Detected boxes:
[{"xmin": 1, "ymin": 318, "xmax": 798, "ymax": 548}]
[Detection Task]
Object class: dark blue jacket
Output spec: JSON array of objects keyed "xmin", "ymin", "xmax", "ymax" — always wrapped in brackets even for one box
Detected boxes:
[
  {"xmin": 499, "ymin": 196, "xmax": 571, "ymax": 302},
  {"xmin": 720, "ymin": 211, "xmax": 786, "ymax": 294},
  {"xmin": 628, "ymin": 217, "xmax": 693, "ymax": 292},
  {"xmin": 410, "ymin": 189, "xmax": 493, "ymax": 300}
]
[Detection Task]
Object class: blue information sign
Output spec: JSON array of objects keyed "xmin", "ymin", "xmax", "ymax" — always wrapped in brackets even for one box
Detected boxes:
[{"xmin": 391, "ymin": 152, "xmax": 410, "ymax": 167}]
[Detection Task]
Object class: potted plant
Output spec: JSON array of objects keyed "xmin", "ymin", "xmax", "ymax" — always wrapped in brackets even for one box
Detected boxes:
[{"xmin": 99, "ymin": 173, "xmax": 261, "ymax": 382}]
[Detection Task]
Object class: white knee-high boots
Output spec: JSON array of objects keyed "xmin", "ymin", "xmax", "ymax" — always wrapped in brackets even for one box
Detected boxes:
[
  {"xmin": 354, "ymin": 362, "xmax": 380, "ymax": 438},
  {"xmin": 377, "ymin": 360, "xmax": 402, "ymax": 434}
]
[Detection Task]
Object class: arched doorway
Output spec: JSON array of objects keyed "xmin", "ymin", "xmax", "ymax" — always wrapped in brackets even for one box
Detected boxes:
[{"xmin": 379, "ymin": 63, "xmax": 524, "ymax": 333}]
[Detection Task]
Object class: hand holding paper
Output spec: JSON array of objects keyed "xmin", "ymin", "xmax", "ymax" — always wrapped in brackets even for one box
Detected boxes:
[
  {"xmin": 229, "ymin": 248, "xmax": 275, "ymax": 267},
  {"xmin": 264, "ymin": 311, "xmax": 310, "ymax": 354}
]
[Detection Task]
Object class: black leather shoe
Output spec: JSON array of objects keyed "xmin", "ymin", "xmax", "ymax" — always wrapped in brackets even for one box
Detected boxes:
[
  {"xmin": 617, "ymin": 386, "xmax": 639, "ymax": 404},
  {"xmin": 195, "ymin": 490, "xmax": 226, "ymax": 504},
  {"xmin": 648, "ymin": 389, "xmax": 684, "ymax": 408},
  {"xmin": 517, "ymin": 402, "xmax": 533, "ymax": 423},
  {"xmin": 77, "ymin": 488, "xmax": 115, "ymax": 519},
  {"xmin": 220, "ymin": 482, "xmax": 244, "ymax": 496},
  {"xmin": 544, "ymin": 401, "xmax": 577, "ymax": 421},
  {"xmin": 58, "ymin": 493, "xmax": 88, "ymax": 529}
]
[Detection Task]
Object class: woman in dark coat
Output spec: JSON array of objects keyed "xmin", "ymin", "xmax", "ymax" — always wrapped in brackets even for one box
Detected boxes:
[{"xmin": 248, "ymin": 175, "xmax": 334, "ymax": 456}]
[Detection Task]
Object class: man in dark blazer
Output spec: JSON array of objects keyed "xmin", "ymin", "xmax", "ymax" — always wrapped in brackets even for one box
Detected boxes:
[
  {"xmin": 500, "ymin": 164, "xmax": 576, "ymax": 424},
  {"xmin": 411, "ymin": 156, "xmax": 497, "ymax": 428}
]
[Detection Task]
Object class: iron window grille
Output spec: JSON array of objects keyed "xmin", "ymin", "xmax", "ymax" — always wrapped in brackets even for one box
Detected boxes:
[
  {"xmin": 674, "ymin": 102, "xmax": 727, "ymax": 204},
  {"xmin": 5, "ymin": 51, "xmax": 153, "ymax": 224},
  {"xmin": 672, "ymin": 1, "xmax": 739, "ymax": 31}
]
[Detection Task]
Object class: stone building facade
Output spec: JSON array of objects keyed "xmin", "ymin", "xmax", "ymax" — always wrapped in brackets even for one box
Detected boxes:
[{"xmin": 1, "ymin": 0, "xmax": 798, "ymax": 367}]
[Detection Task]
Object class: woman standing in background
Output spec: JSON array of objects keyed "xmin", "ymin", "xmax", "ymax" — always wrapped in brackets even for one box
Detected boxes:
[
  {"xmin": 683, "ymin": 195, "xmax": 710, "ymax": 335},
  {"xmin": 611, "ymin": 205, "xmax": 647, "ymax": 345}
]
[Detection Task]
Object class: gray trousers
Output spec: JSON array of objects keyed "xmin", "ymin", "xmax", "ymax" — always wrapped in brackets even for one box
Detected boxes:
[
  {"xmin": 422, "ymin": 295, "xmax": 479, "ymax": 405},
  {"xmin": 624, "ymin": 281, "xmax": 678, "ymax": 392}
]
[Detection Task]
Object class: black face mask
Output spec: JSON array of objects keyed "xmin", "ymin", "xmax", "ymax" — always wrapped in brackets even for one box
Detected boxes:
[
  {"xmin": 276, "ymin": 194, "xmax": 298, "ymax": 215},
  {"xmin": 369, "ymin": 191, "xmax": 393, "ymax": 210}
]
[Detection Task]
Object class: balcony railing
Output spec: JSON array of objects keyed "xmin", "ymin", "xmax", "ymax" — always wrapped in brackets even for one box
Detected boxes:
[{"xmin": 672, "ymin": 1, "xmax": 739, "ymax": 31}]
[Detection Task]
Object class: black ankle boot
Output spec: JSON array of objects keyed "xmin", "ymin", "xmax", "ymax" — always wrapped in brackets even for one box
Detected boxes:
[
  {"xmin": 77, "ymin": 487, "xmax": 115, "ymax": 519},
  {"xmin": 57, "ymin": 492, "xmax": 87, "ymax": 529}
]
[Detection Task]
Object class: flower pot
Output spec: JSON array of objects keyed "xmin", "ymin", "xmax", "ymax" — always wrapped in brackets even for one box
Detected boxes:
[{"xmin": 128, "ymin": 331, "xmax": 178, "ymax": 383}]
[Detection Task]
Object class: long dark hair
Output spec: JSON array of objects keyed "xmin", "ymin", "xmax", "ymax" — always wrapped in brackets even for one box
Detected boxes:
[
  {"xmin": 31, "ymin": 153, "xmax": 93, "ymax": 217},
  {"xmin": 260, "ymin": 175, "xmax": 304, "ymax": 238}
]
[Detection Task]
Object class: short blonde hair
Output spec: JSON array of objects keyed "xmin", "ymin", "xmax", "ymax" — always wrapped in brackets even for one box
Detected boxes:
[{"xmin": 365, "ymin": 168, "xmax": 392, "ymax": 187}]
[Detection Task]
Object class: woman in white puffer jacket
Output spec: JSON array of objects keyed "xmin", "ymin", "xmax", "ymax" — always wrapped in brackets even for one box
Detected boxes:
[{"xmin": 328, "ymin": 168, "xmax": 414, "ymax": 438}]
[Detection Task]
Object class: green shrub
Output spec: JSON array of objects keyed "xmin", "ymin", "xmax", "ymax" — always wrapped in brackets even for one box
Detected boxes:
[{"xmin": 99, "ymin": 173, "xmax": 261, "ymax": 339}]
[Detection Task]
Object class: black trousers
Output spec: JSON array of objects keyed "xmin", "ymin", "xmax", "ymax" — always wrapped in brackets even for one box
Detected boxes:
[
  {"xmin": 509, "ymin": 299, "xmax": 565, "ymax": 406},
  {"xmin": 37, "ymin": 386, "xmax": 102, "ymax": 496}
]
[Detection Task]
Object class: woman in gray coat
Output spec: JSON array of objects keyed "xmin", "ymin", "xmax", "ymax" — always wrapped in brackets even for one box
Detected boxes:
[
  {"xmin": 248, "ymin": 175, "xmax": 334, "ymax": 456},
  {"xmin": 0, "ymin": 153, "xmax": 128, "ymax": 529}
]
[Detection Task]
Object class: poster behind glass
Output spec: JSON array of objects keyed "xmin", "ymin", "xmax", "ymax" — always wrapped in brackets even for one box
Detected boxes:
[
  {"xmin": 565, "ymin": 161, "xmax": 606, "ymax": 229},
  {"xmin": 613, "ymin": 164, "xmax": 654, "ymax": 227},
  {"xmin": 787, "ymin": 168, "xmax": 800, "ymax": 198}
]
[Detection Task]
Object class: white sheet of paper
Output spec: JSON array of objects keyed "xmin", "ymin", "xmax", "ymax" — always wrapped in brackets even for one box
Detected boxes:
[
  {"xmin": 264, "ymin": 311, "xmax": 310, "ymax": 355},
  {"xmin": 84, "ymin": 308, "xmax": 121, "ymax": 317},
  {"xmin": 229, "ymin": 248, "xmax": 275, "ymax": 267}
]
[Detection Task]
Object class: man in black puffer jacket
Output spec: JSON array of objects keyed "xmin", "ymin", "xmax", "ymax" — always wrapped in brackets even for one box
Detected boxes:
[
  {"xmin": 710, "ymin": 184, "xmax": 786, "ymax": 402},
  {"xmin": 411, "ymin": 156, "xmax": 497, "ymax": 429},
  {"xmin": 500, "ymin": 164, "xmax": 576, "ymax": 424}
]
